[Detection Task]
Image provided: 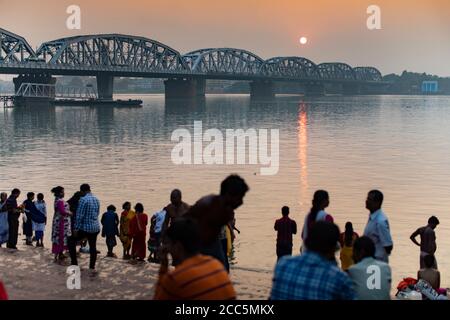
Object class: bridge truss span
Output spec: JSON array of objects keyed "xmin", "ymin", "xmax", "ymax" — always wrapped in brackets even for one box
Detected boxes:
[
  {"xmin": 0, "ymin": 28, "xmax": 36, "ymax": 64},
  {"xmin": 182, "ymin": 48, "xmax": 265, "ymax": 76},
  {"xmin": 35, "ymin": 34, "xmax": 190, "ymax": 73},
  {"xmin": 353, "ymin": 67, "xmax": 383, "ymax": 81},
  {"xmin": 261, "ymin": 56, "xmax": 319, "ymax": 80},
  {"xmin": 317, "ymin": 62, "xmax": 356, "ymax": 81},
  {"xmin": 0, "ymin": 27, "xmax": 386, "ymax": 90}
]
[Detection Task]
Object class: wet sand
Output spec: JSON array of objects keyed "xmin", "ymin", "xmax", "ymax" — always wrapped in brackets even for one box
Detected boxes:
[{"xmin": 0, "ymin": 243, "xmax": 272, "ymax": 300}]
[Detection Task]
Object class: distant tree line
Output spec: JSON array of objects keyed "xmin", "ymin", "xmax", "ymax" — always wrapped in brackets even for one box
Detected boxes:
[{"xmin": 383, "ymin": 71, "xmax": 450, "ymax": 94}]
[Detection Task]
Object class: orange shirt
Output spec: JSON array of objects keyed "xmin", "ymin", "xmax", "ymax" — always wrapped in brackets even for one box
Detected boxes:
[{"xmin": 154, "ymin": 254, "xmax": 236, "ymax": 300}]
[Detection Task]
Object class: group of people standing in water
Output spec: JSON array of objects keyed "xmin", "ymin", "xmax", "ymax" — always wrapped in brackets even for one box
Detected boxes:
[
  {"xmin": 272, "ymin": 189, "xmax": 445, "ymax": 299},
  {"xmin": 0, "ymin": 176, "xmax": 446, "ymax": 300}
]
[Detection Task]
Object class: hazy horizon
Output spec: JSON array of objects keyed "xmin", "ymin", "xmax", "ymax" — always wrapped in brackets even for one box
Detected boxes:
[{"xmin": 1, "ymin": 0, "xmax": 450, "ymax": 77}]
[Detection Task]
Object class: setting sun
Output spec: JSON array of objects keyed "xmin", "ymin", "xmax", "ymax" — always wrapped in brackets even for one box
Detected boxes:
[{"xmin": 299, "ymin": 36, "xmax": 308, "ymax": 45}]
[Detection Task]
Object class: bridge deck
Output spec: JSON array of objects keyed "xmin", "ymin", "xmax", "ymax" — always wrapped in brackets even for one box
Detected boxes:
[{"xmin": 0, "ymin": 28, "xmax": 386, "ymax": 84}]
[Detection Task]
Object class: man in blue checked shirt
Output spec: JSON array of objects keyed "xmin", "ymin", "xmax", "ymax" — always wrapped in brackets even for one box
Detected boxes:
[
  {"xmin": 68, "ymin": 184, "xmax": 101, "ymax": 276},
  {"xmin": 270, "ymin": 221, "xmax": 355, "ymax": 300}
]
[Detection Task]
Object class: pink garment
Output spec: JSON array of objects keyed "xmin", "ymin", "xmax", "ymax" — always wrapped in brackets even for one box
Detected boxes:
[
  {"xmin": 52, "ymin": 199, "xmax": 71, "ymax": 255},
  {"xmin": 437, "ymin": 288, "xmax": 447, "ymax": 295}
]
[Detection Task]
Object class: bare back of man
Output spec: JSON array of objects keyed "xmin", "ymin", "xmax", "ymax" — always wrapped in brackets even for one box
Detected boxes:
[{"xmin": 166, "ymin": 202, "xmax": 190, "ymax": 222}]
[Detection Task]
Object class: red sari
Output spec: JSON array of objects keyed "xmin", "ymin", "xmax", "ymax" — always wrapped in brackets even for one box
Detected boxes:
[
  {"xmin": 0, "ymin": 281, "xmax": 7, "ymax": 300},
  {"xmin": 129, "ymin": 213, "xmax": 148, "ymax": 260}
]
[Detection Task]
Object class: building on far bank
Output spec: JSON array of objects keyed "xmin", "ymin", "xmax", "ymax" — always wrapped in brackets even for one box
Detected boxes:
[{"xmin": 421, "ymin": 81, "xmax": 439, "ymax": 94}]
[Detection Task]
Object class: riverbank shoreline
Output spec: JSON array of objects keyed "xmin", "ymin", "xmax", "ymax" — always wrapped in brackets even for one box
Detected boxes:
[{"xmin": 0, "ymin": 243, "xmax": 272, "ymax": 300}]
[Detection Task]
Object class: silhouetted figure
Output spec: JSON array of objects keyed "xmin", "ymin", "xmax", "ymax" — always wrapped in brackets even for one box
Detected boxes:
[
  {"xmin": 301, "ymin": 190, "xmax": 333, "ymax": 252},
  {"xmin": 363, "ymin": 190, "xmax": 393, "ymax": 263},
  {"xmin": 184, "ymin": 175, "xmax": 249, "ymax": 272},
  {"xmin": 274, "ymin": 206, "xmax": 297, "ymax": 261},
  {"xmin": 410, "ymin": 216, "xmax": 439, "ymax": 269},
  {"xmin": 339, "ymin": 222, "xmax": 359, "ymax": 271},
  {"xmin": 22, "ymin": 192, "xmax": 37, "ymax": 246},
  {"xmin": 161, "ymin": 189, "xmax": 190, "ymax": 234},
  {"xmin": 418, "ymin": 254, "xmax": 440, "ymax": 291},
  {"xmin": 6, "ymin": 189, "xmax": 21, "ymax": 250},
  {"xmin": 101, "ymin": 204, "xmax": 119, "ymax": 258},
  {"xmin": 348, "ymin": 236, "xmax": 392, "ymax": 300}
]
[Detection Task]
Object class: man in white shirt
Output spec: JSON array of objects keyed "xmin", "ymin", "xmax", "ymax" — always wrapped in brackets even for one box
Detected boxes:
[
  {"xmin": 348, "ymin": 236, "xmax": 392, "ymax": 300},
  {"xmin": 363, "ymin": 190, "xmax": 393, "ymax": 263}
]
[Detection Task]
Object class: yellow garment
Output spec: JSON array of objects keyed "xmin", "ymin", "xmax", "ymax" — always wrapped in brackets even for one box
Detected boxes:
[
  {"xmin": 120, "ymin": 210, "xmax": 136, "ymax": 250},
  {"xmin": 226, "ymin": 225, "xmax": 232, "ymax": 257},
  {"xmin": 340, "ymin": 245, "xmax": 354, "ymax": 271},
  {"xmin": 339, "ymin": 233, "xmax": 358, "ymax": 270}
]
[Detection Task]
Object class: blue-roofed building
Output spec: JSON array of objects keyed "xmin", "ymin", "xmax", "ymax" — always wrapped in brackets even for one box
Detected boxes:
[{"xmin": 421, "ymin": 81, "xmax": 439, "ymax": 94}]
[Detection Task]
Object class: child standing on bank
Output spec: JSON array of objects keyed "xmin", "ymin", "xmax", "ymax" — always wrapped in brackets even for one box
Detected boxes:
[
  {"xmin": 33, "ymin": 193, "xmax": 47, "ymax": 247},
  {"xmin": 101, "ymin": 205, "xmax": 120, "ymax": 258}
]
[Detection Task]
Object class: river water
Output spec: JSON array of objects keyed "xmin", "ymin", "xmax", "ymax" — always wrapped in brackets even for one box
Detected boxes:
[{"xmin": 1, "ymin": 94, "xmax": 450, "ymax": 289}]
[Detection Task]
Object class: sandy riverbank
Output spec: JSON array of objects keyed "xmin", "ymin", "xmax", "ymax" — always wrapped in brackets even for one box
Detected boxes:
[{"xmin": 0, "ymin": 243, "xmax": 272, "ymax": 300}]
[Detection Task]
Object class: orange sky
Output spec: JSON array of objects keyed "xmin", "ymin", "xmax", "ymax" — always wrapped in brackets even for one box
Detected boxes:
[{"xmin": 1, "ymin": 0, "xmax": 450, "ymax": 75}]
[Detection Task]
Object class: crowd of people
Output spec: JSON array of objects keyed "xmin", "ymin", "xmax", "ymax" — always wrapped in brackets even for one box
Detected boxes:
[
  {"xmin": 0, "ymin": 177, "xmax": 447, "ymax": 300},
  {"xmin": 271, "ymin": 189, "xmax": 446, "ymax": 299},
  {"xmin": 0, "ymin": 175, "xmax": 248, "ymax": 299}
]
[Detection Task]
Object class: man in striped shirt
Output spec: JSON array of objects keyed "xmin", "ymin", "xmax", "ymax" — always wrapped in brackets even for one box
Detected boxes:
[{"xmin": 154, "ymin": 217, "xmax": 236, "ymax": 300}]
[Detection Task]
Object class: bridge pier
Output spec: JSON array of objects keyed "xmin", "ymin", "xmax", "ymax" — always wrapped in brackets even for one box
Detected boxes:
[
  {"xmin": 164, "ymin": 78, "xmax": 205, "ymax": 99},
  {"xmin": 303, "ymin": 82, "xmax": 325, "ymax": 96},
  {"xmin": 250, "ymin": 80, "xmax": 275, "ymax": 98},
  {"xmin": 96, "ymin": 74, "xmax": 114, "ymax": 100}
]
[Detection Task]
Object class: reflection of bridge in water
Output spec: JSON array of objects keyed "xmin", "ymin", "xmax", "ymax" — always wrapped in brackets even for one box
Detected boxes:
[{"xmin": 0, "ymin": 27, "xmax": 387, "ymax": 99}]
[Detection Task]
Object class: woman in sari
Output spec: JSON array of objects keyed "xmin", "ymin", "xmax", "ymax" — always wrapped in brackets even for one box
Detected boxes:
[
  {"xmin": 301, "ymin": 190, "xmax": 334, "ymax": 252},
  {"xmin": 129, "ymin": 203, "xmax": 148, "ymax": 262},
  {"xmin": 0, "ymin": 192, "xmax": 8, "ymax": 247},
  {"xmin": 119, "ymin": 201, "xmax": 135, "ymax": 260},
  {"xmin": 51, "ymin": 186, "xmax": 72, "ymax": 263}
]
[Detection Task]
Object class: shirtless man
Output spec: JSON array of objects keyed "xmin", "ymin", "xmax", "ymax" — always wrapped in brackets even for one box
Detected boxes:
[
  {"xmin": 161, "ymin": 189, "xmax": 190, "ymax": 234},
  {"xmin": 183, "ymin": 175, "xmax": 249, "ymax": 272},
  {"xmin": 410, "ymin": 216, "xmax": 440, "ymax": 269}
]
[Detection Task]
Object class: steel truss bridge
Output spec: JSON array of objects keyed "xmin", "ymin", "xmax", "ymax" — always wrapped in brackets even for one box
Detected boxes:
[
  {"xmin": 14, "ymin": 83, "xmax": 97, "ymax": 99},
  {"xmin": 0, "ymin": 27, "xmax": 386, "ymax": 98}
]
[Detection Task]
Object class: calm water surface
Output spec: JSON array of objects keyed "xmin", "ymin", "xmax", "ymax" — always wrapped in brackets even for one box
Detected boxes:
[{"xmin": 1, "ymin": 94, "xmax": 450, "ymax": 289}]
